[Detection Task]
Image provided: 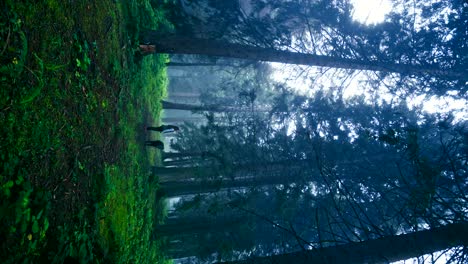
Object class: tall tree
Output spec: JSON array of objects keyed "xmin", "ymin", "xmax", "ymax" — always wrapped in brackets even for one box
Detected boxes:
[
  {"xmin": 161, "ymin": 100, "xmax": 261, "ymax": 112},
  {"xmin": 155, "ymin": 1, "xmax": 468, "ymax": 261},
  {"xmin": 216, "ymin": 222, "xmax": 468, "ymax": 264},
  {"xmin": 155, "ymin": 0, "xmax": 468, "ymax": 97},
  {"xmin": 140, "ymin": 34, "xmax": 467, "ymax": 80},
  {"xmin": 160, "ymin": 166, "xmax": 311, "ymax": 197},
  {"xmin": 161, "ymin": 85, "xmax": 468, "ymax": 262}
]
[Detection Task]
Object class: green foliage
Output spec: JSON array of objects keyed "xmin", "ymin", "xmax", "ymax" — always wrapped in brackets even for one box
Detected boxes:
[
  {"xmin": 98, "ymin": 165, "xmax": 166, "ymax": 263},
  {"xmin": 0, "ymin": 175, "xmax": 50, "ymax": 263},
  {"xmin": 1, "ymin": 0, "xmax": 170, "ymax": 263},
  {"xmin": 72, "ymin": 32, "xmax": 93, "ymax": 86},
  {"xmin": 19, "ymin": 54, "xmax": 45, "ymax": 105},
  {"xmin": 52, "ymin": 221, "xmax": 95, "ymax": 264}
]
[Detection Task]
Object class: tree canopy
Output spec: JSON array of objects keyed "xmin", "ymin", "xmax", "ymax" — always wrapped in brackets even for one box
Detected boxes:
[{"xmin": 150, "ymin": 0, "xmax": 468, "ymax": 263}]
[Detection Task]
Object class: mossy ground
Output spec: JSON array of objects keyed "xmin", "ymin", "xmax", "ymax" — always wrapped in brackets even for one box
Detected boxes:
[{"xmin": 0, "ymin": 0, "xmax": 170, "ymax": 263}]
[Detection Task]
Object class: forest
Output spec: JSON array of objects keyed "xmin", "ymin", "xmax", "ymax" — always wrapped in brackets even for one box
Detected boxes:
[{"xmin": 1, "ymin": 0, "xmax": 467, "ymax": 263}]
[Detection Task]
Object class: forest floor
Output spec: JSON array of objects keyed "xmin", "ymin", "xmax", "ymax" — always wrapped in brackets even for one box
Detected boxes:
[{"xmin": 0, "ymin": 0, "xmax": 170, "ymax": 263}]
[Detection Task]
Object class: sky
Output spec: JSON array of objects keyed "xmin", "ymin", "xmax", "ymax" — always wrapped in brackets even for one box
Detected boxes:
[
  {"xmin": 350, "ymin": 0, "xmax": 392, "ymax": 24},
  {"xmin": 272, "ymin": 0, "xmax": 467, "ymax": 123}
]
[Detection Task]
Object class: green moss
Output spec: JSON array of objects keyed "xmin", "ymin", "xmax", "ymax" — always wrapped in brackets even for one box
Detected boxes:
[{"xmin": 1, "ymin": 0, "xmax": 170, "ymax": 263}]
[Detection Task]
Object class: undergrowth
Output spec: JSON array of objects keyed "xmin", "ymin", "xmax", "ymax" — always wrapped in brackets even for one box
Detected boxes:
[{"xmin": 0, "ymin": 0, "xmax": 170, "ymax": 262}]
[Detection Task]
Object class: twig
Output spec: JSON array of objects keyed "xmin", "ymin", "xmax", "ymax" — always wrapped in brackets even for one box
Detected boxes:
[{"xmin": 1, "ymin": 26, "xmax": 11, "ymax": 55}]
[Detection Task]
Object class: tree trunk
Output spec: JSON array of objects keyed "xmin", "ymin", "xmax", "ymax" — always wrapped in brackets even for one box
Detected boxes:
[
  {"xmin": 162, "ymin": 100, "xmax": 254, "ymax": 112},
  {"xmin": 163, "ymin": 159, "xmax": 197, "ymax": 167},
  {"xmin": 156, "ymin": 214, "xmax": 246, "ymax": 237},
  {"xmin": 161, "ymin": 116, "xmax": 205, "ymax": 124},
  {"xmin": 168, "ymin": 91, "xmax": 201, "ymax": 103},
  {"xmin": 152, "ymin": 166, "xmax": 219, "ymax": 182},
  {"xmin": 162, "ymin": 238, "xmax": 201, "ymax": 260},
  {"xmin": 159, "ymin": 213, "xmax": 255, "ymax": 259},
  {"xmin": 166, "ymin": 62, "xmax": 233, "ymax": 67},
  {"xmin": 169, "ymin": 91, "xmax": 201, "ymax": 98},
  {"xmin": 141, "ymin": 33, "xmax": 466, "ymax": 80},
  {"xmin": 163, "ymin": 235, "xmax": 225, "ymax": 260},
  {"xmin": 161, "ymin": 151, "xmax": 221, "ymax": 165},
  {"xmin": 162, "ymin": 151, "xmax": 209, "ymax": 160},
  {"xmin": 216, "ymin": 222, "xmax": 468, "ymax": 264},
  {"xmin": 161, "ymin": 172, "xmax": 306, "ymax": 197},
  {"xmin": 166, "ymin": 61, "xmax": 252, "ymax": 68},
  {"xmin": 157, "ymin": 179, "xmax": 231, "ymax": 197},
  {"xmin": 155, "ymin": 158, "xmax": 314, "ymax": 185}
]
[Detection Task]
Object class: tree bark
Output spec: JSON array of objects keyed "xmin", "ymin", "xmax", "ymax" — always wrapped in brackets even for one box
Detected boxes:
[
  {"xmin": 160, "ymin": 163, "xmax": 311, "ymax": 196},
  {"xmin": 156, "ymin": 214, "xmax": 246, "ymax": 237},
  {"xmin": 155, "ymin": 159, "xmax": 313, "ymax": 182},
  {"xmin": 163, "ymin": 235, "xmax": 226, "ymax": 260},
  {"xmin": 169, "ymin": 91, "xmax": 201, "ymax": 97},
  {"xmin": 159, "ymin": 215, "xmax": 253, "ymax": 259},
  {"xmin": 162, "ymin": 116, "xmax": 205, "ymax": 123},
  {"xmin": 216, "ymin": 222, "xmax": 468, "ymax": 264},
  {"xmin": 163, "ymin": 159, "xmax": 197, "ymax": 167},
  {"xmin": 162, "ymin": 100, "xmax": 254, "ymax": 112},
  {"xmin": 161, "ymin": 172, "xmax": 305, "ymax": 197},
  {"xmin": 141, "ymin": 33, "xmax": 467, "ymax": 80},
  {"xmin": 162, "ymin": 151, "xmax": 210, "ymax": 160},
  {"xmin": 168, "ymin": 91, "xmax": 201, "ymax": 103},
  {"xmin": 152, "ymin": 166, "xmax": 219, "ymax": 182},
  {"xmin": 166, "ymin": 62, "xmax": 235, "ymax": 67},
  {"xmin": 166, "ymin": 61, "xmax": 252, "ymax": 68}
]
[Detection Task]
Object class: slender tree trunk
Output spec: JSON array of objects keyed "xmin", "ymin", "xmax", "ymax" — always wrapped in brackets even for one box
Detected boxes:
[
  {"xmin": 160, "ymin": 174, "xmax": 291, "ymax": 197},
  {"xmin": 155, "ymin": 158, "xmax": 314, "ymax": 185},
  {"xmin": 159, "ymin": 213, "xmax": 254, "ymax": 259},
  {"xmin": 162, "ymin": 116, "xmax": 204, "ymax": 123},
  {"xmin": 152, "ymin": 166, "xmax": 219, "ymax": 182},
  {"xmin": 169, "ymin": 91, "xmax": 201, "ymax": 97},
  {"xmin": 163, "ymin": 159, "xmax": 197, "ymax": 167},
  {"xmin": 166, "ymin": 62, "xmax": 232, "ymax": 67},
  {"xmin": 162, "ymin": 238, "xmax": 201, "ymax": 260},
  {"xmin": 168, "ymin": 91, "xmax": 201, "ymax": 103},
  {"xmin": 216, "ymin": 222, "xmax": 468, "ymax": 264},
  {"xmin": 163, "ymin": 235, "xmax": 224, "ymax": 259},
  {"xmin": 162, "ymin": 100, "xmax": 255, "ymax": 112},
  {"xmin": 160, "ymin": 180, "xmax": 225, "ymax": 197},
  {"xmin": 166, "ymin": 61, "xmax": 252, "ymax": 67},
  {"xmin": 156, "ymin": 214, "xmax": 246, "ymax": 236},
  {"xmin": 160, "ymin": 172, "xmax": 308, "ymax": 197},
  {"xmin": 162, "ymin": 151, "xmax": 209, "ymax": 160},
  {"xmin": 161, "ymin": 151, "xmax": 222, "ymax": 165},
  {"xmin": 141, "ymin": 33, "xmax": 466, "ymax": 80}
]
